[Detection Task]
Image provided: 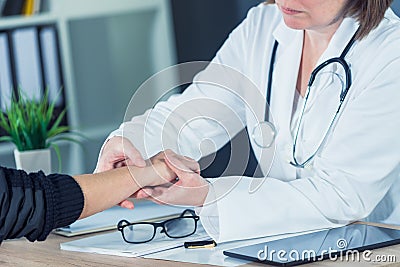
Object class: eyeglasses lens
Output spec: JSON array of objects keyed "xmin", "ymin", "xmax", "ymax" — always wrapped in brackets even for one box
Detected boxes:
[
  {"xmin": 164, "ymin": 217, "xmax": 196, "ymax": 238},
  {"xmin": 123, "ymin": 224, "xmax": 155, "ymax": 243}
]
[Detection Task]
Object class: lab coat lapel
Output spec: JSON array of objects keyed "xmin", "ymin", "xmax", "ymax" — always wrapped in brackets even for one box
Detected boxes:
[
  {"xmin": 261, "ymin": 18, "xmax": 359, "ymax": 178},
  {"xmin": 294, "ymin": 18, "xmax": 360, "ymax": 160},
  {"xmin": 305, "ymin": 17, "xmax": 359, "ymax": 109},
  {"xmin": 318, "ymin": 17, "xmax": 359, "ymax": 64},
  {"xmin": 271, "ymin": 22, "xmax": 303, "ymax": 140},
  {"xmin": 266, "ymin": 22, "xmax": 303, "ymax": 179}
]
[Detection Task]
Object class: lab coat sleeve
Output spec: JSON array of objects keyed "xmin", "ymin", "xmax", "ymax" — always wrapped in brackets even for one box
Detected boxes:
[
  {"xmin": 194, "ymin": 179, "xmax": 220, "ymax": 239},
  {"xmin": 97, "ymin": 8, "xmax": 263, "ymax": 162},
  {"xmin": 199, "ymin": 57, "xmax": 400, "ymax": 243}
]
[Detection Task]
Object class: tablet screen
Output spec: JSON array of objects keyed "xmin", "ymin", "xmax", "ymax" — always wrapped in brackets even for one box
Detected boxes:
[{"xmin": 223, "ymin": 224, "xmax": 400, "ymax": 266}]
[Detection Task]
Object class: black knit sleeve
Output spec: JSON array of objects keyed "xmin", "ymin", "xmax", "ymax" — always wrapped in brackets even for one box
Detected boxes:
[{"xmin": 0, "ymin": 167, "xmax": 84, "ymax": 243}]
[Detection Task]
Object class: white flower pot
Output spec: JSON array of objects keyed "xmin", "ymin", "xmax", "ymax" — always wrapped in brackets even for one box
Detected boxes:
[{"xmin": 14, "ymin": 148, "xmax": 52, "ymax": 175}]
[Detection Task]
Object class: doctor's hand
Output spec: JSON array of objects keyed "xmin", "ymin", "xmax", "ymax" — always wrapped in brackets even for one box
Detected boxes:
[
  {"xmin": 95, "ymin": 136, "xmax": 147, "ymax": 209},
  {"xmin": 95, "ymin": 136, "xmax": 146, "ymax": 172},
  {"xmin": 135, "ymin": 150, "xmax": 209, "ymax": 207}
]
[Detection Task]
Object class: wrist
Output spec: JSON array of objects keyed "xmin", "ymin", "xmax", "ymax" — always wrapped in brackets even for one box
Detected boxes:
[
  {"xmin": 127, "ymin": 166, "xmax": 149, "ymax": 188},
  {"xmin": 128, "ymin": 164, "xmax": 172, "ymax": 188}
]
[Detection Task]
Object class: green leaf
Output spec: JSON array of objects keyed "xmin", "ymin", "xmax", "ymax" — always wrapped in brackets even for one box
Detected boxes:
[
  {"xmin": 51, "ymin": 143, "xmax": 62, "ymax": 173},
  {"xmin": 1, "ymin": 87, "xmax": 84, "ymax": 163},
  {"xmin": 47, "ymin": 126, "xmax": 69, "ymax": 139},
  {"xmin": 47, "ymin": 109, "xmax": 67, "ymax": 138},
  {"xmin": 0, "ymin": 136, "xmax": 13, "ymax": 143}
]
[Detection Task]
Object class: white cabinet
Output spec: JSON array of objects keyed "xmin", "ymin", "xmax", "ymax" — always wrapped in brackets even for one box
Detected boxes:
[{"xmin": 0, "ymin": 0, "xmax": 177, "ymax": 174}]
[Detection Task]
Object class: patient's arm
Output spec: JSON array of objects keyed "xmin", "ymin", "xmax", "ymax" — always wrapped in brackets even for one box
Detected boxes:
[{"xmin": 74, "ymin": 160, "xmax": 175, "ymax": 219}]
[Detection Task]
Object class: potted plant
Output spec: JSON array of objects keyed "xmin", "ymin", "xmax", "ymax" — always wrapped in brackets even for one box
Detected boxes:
[{"xmin": 0, "ymin": 90, "xmax": 80, "ymax": 174}]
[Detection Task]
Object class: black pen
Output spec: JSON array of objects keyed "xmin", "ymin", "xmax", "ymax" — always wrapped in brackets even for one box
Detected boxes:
[{"xmin": 184, "ymin": 240, "xmax": 217, "ymax": 249}]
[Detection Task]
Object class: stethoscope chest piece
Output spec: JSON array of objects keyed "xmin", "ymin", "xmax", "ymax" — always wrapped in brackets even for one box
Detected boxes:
[{"xmin": 252, "ymin": 121, "xmax": 277, "ymax": 148}]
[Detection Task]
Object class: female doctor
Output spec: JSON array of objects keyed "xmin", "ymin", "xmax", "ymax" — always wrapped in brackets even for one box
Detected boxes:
[{"xmin": 97, "ymin": 0, "xmax": 400, "ymax": 243}]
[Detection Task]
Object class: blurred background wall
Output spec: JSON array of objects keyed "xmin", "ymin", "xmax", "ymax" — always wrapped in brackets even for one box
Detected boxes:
[{"xmin": 171, "ymin": 0, "xmax": 263, "ymax": 177}]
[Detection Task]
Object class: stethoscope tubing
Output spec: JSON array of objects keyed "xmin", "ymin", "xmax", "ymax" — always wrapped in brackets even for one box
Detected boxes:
[{"xmin": 253, "ymin": 28, "xmax": 359, "ymax": 168}]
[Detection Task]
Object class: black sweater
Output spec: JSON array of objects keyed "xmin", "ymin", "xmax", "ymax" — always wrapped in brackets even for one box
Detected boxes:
[{"xmin": 0, "ymin": 167, "xmax": 84, "ymax": 243}]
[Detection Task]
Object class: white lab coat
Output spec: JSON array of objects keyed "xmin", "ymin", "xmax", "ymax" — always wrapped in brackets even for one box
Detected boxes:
[{"xmin": 100, "ymin": 5, "xmax": 400, "ymax": 243}]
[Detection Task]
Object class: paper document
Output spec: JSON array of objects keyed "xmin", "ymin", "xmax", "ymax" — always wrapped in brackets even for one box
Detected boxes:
[
  {"xmin": 55, "ymin": 201, "xmax": 183, "ymax": 237},
  {"xmin": 144, "ymin": 230, "xmax": 323, "ymax": 267},
  {"xmin": 61, "ymin": 223, "xmax": 320, "ymax": 267},
  {"xmin": 60, "ymin": 222, "xmax": 209, "ymax": 257}
]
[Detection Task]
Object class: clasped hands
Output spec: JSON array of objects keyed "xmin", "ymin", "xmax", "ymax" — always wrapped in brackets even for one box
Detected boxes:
[{"xmin": 96, "ymin": 136, "xmax": 210, "ymax": 208}]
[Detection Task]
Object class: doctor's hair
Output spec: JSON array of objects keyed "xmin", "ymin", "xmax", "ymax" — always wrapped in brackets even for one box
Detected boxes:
[{"xmin": 265, "ymin": 0, "xmax": 394, "ymax": 40}]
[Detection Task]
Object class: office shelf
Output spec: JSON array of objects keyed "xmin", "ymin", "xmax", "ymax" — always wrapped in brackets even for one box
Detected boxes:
[
  {"xmin": 0, "ymin": 13, "xmax": 56, "ymax": 29},
  {"xmin": 0, "ymin": 0, "xmax": 177, "ymax": 174}
]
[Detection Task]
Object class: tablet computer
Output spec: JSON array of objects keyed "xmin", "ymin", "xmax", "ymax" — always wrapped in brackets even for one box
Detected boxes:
[{"xmin": 223, "ymin": 224, "xmax": 400, "ymax": 266}]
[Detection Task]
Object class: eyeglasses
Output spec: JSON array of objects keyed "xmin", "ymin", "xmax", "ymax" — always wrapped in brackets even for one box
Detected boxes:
[{"xmin": 117, "ymin": 209, "xmax": 199, "ymax": 244}]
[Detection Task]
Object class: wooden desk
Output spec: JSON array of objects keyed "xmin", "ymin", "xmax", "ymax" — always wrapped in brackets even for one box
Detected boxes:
[{"xmin": 1, "ymin": 223, "xmax": 400, "ymax": 267}]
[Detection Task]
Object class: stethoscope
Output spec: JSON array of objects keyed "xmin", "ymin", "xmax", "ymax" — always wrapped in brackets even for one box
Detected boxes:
[{"xmin": 252, "ymin": 29, "xmax": 359, "ymax": 168}]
